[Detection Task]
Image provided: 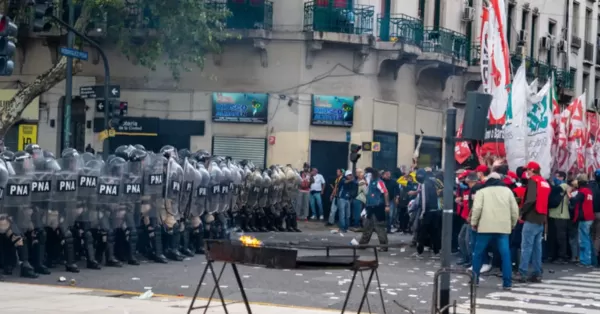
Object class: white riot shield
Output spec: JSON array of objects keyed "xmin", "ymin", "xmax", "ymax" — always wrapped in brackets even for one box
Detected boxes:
[
  {"xmin": 51, "ymin": 158, "xmax": 80, "ymax": 226},
  {"xmin": 94, "ymin": 164, "xmax": 124, "ymax": 230},
  {"xmin": 143, "ymin": 153, "xmax": 165, "ymax": 220},
  {"xmin": 6, "ymin": 171, "xmax": 33, "ymax": 231},
  {"xmin": 78, "ymin": 160, "xmax": 102, "ymax": 227}
]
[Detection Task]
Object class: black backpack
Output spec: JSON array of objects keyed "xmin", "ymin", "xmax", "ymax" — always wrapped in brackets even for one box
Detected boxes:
[{"xmin": 547, "ymin": 184, "xmax": 565, "ymax": 209}]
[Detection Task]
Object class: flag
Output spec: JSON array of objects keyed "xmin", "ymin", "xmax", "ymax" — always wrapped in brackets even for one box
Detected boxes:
[
  {"xmin": 585, "ymin": 112, "xmax": 600, "ymax": 174},
  {"xmin": 504, "ymin": 63, "xmax": 528, "ymax": 170},
  {"xmin": 565, "ymin": 92, "xmax": 587, "ymax": 173},
  {"xmin": 526, "ymin": 79, "xmax": 552, "ymax": 178},
  {"xmin": 479, "ymin": 0, "xmax": 511, "ymax": 158},
  {"xmin": 455, "ymin": 124, "xmax": 471, "ymax": 164},
  {"xmin": 550, "ymin": 73, "xmax": 561, "ymax": 171}
]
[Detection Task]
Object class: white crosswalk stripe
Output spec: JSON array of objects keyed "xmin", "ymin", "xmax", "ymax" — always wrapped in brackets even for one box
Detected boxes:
[{"xmin": 454, "ymin": 270, "xmax": 600, "ymax": 313}]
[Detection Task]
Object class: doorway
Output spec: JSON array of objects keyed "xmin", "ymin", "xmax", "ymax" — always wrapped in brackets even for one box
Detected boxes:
[
  {"xmin": 309, "ymin": 140, "xmax": 349, "ymax": 219},
  {"xmin": 59, "ymin": 96, "xmax": 87, "ymax": 152}
]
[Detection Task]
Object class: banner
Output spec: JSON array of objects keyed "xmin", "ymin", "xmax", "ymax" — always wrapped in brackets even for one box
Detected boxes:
[
  {"xmin": 526, "ymin": 81, "xmax": 552, "ymax": 178},
  {"xmin": 566, "ymin": 93, "xmax": 587, "ymax": 173},
  {"xmin": 454, "ymin": 124, "xmax": 471, "ymax": 164},
  {"xmin": 212, "ymin": 93, "xmax": 269, "ymax": 124},
  {"xmin": 504, "ymin": 63, "xmax": 528, "ymax": 170},
  {"xmin": 586, "ymin": 112, "xmax": 600, "ymax": 174},
  {"xmin": 479, "ymin": 0, "xmax": 511, "ymax": 158},
  {"xmin": 550, "ymin": 74, "xmax": 561, "ymax": 171}
]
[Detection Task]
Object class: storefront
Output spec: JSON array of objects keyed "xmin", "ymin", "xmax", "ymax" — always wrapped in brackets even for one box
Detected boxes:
[{"xmin": 212, "ymin": 136, "xmax": 266, "ymax": 168}]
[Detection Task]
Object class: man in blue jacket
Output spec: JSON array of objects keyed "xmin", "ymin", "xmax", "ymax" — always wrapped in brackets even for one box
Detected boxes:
[
  {"xmin": 337, "ymin": 170, "xmax": 358, "ymax": 233},
  {"xmin": 359, "ymin": 168, "xmax": 390, "ymax": 251}
]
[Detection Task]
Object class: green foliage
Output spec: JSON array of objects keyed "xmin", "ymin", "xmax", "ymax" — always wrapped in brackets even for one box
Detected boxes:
[{"xmin": 82, "ymin": 0, "xmax": 234, "ymax": 80}]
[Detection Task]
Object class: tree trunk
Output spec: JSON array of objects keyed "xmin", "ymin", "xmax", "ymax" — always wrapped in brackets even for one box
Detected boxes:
[{"xmin": 0, "ymin": 4, "xmax": 93, "ymax": 136}]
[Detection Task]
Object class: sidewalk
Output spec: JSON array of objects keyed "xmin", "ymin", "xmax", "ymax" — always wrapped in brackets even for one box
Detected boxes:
[{"xmin": 0, "ymin": 282, "xmax": 338, "ymax": 314}]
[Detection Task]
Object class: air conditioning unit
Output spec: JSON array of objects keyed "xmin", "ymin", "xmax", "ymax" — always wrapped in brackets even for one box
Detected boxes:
[
  {"xmin": 557, "ymin": 39, "xmax": 567, "ymax": 53},
  {"xmin": 462, "ymin": 6, "xmax": 475, "ymax": 22},
  {"xmin": 539, "ymin": 36, "xmax": 550, "ymax": 50},
  {"xmin": 519, "ymin": 30, "xmax": 529, "ymax": 44}
]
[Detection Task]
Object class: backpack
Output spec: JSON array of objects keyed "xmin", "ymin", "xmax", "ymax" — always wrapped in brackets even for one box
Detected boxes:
[{"xmin": 547, "ymin": 184, "xmax": 565, "ymax": 209}]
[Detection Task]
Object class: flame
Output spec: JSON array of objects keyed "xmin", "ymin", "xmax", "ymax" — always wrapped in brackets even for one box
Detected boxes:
[{"xmin": 239, "ymin": 235, "xmax": 262, "ymax": 247}]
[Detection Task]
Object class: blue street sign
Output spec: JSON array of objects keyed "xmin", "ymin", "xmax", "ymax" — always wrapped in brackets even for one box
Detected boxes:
[{"xmin": 60, "ymin": 47, "xmax": 88, "ymax": 61}]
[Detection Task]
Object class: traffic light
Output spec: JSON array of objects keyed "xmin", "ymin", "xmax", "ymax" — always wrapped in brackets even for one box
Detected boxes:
[
  {"xmin": 32, "ymin": 0, "xmax": 53, "ymax": 32},
  {"xmin": 118, "ymin": 101, "xmax": 128, "ymax": 117},
  {"xmin": 0, "ymin": 15, "xmax": 17, "ymax": 76},
  {"xmin": 350, "ymin": 143, "xmax": 361, "ymax": 163}
]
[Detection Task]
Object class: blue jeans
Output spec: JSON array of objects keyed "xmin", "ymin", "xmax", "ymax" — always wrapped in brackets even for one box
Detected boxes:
[
  {"xmin": 458, "ymin": 223, "xmax": 471, "ymax": 264},
  {"xmin": 579, "ymin": 220, "xmax": 593, "ymax": 266},
  {"xmin": 309, "ymin": 192, "xmax": 323, "ymax": 218},
  {"xmin": 519, "ymin": 221, "xmax": 544, "ymax": 277},
  {"xmin": 352, "ymin": 199, "xmax": 363, "ymax": 227},
  {"xmin": 337, "ymin": 198, "xmax": 351, "ymax": 232},
  {"xmin": 472, "ymin": 233, "xmax": 512, "ymax": 287},
  {"xmin": 387, "ymin": 203, "xmax": 396, "ymax": 231},
  {"xmin": 469, "ymin": 229, "xmax": 489, "ymax": 265}
]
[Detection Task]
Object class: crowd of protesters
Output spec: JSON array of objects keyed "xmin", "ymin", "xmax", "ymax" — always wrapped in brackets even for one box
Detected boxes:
[{"xmin": 295, "ymin": 160, "xmax": 600, "ymax": 291}]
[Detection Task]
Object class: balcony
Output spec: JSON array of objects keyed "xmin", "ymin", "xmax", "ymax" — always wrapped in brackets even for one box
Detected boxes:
[
  {"xmin": 555, "ymin": 68, "xmax": 575, "ymax": 90},
  {"xmin": 303, "ymin": 1, "xmax": 374, "ymax": 41},
  {"xmin": 468, "ymin": 44, "xmax": 481, "ymax": 66},
  {"xmin": 206, "ymin": 0, "xmax": 273, "ymax": 36},
  {"xmin": 377, "ymin": 14, "xmax": 423, "ymax": 47},
  {"xmin": 415, "ymin": 27, "xmax": 468, "ymax": 89},
  {"xmin": 584, "ymin": 41, "xmax": 594, "ymax": 63},
  {"xmin": 536, "ymin": 61, "xmax": 555, "ymax": 84}
]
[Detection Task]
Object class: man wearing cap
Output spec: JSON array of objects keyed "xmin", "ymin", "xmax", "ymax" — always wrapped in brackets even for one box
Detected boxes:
[
  {"xmin": 336, "ymin": 170, "xmax": 358, "ymax": 234},
  {"xmin": 518, "ymin": 161, "xmax": 551, "ymax": 282},
  {"xmin": 468, "ymin": 164, "xmax": 492, "ymax": 272},
  {"xmin": 569, "ymin": 174, "xmax": 595, "ymax": 267}
]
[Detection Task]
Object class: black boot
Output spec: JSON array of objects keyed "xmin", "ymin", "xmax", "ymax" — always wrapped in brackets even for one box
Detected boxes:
[
  {"xmin": 15, "ymin": 239, "xmax": 38, "ymax": 278},
  {"xmin": 84, "ymin": 230, "xmax": 101, "ymax": 269},
  {"xmin": 63, "ymin": 231, "xmax": 80, "ymax": 273},
  {"xmin": 31, "ymin": 229, "xmax": 50, "ymax": 275},
  {"xmin": 150, "ymin": 226, "xmax": 168, "ymax": 264},
  {"xmin": 105, "ymin": 231, "xmax": 123, "ymax": 267},
  {"xmin": 165, "ymin": 229, "xmax": 184, "ymax": 261},
  {"xmin": 181, "ymin": 227, "xmax": 194, "ymax": 257},
  {"xmin": 126, "ymin": 228, "xmax": 140, "ymax": 266},
  {"xmin": 193, "ymin": 227, "xmax": 205, "ymax": 254},
  {"xmin": 290, "ymin": 213, "xmax": 301, "ymax": 232}
]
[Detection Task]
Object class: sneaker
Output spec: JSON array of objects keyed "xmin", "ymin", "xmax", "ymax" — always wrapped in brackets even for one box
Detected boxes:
[
  {"xmin": 411, "ymin": 252, "xmax": 424, "ymax": 259},
  {"xmin": 502, "ymin": 286, "xmax": 512, "ymax": 291},
  {"xmin": 431, "ymin": 253, "xmax": 440, "ymax": 260},
  {"xmin": 528, "ymin": 276, "xmax": 542, "ymax": 283},
  {"xmin": 310, "ymin": 216, "xmax": 316, "ymax": 220},
  {"xmin": 513, "ymin": 273, "xmax": 527, "ymax": 283},
  {"xmin": 319, "ymin": 215, "xmax": 324, "ymax": 220},
  {"xmin": 480, "ymin": 264, "xmax": 492, "ymax": 273}
]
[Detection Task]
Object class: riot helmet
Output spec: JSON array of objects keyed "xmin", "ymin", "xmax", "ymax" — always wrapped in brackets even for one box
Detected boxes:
[
  {"xmin": 178, "ymin": 149, "xmax": 191, "ymax": 161},
  {"xmin": 25, "ymin": 144, "xmax": 42, "ymax": 159},
  {"xmin": 61, "ymin": 149, "xmax": 82, "ymax": 171},
  {"xmin": 106, "ymin": 154, "xmax": 116, "ymax": 165},
  {"xmin": 160, "ymin": 145, "xmax": 177, "ymax": 159},
  {"xmin": 12, "ymin": 151, "xmax": 33, "ymax": 175},
  {"xmin": 129, "ymin": 149, "xmax": 147, "ymax": 174},
  {"xmin": 115, "ymin": 145, "xmax": 132, "ymax": 160},
  {"xmin": 1, "ymin": 150, "xmax": 14, "ymax": 162},
  {"xmin": 42, "ymin": 150, "xmax": 55, "ymax": 159},
  {"xmin": 81, "ymin": 152, "xmax": 95, "ymax": 164},
  {"xmin": 61, "ymin": 147, "xmax": 78, "ymax": 158},
  {"xmin": 134, "ymin": 144, "xmax": 146, "ymax": 151},
  {"xmin": 108, "ymin": 157, "xmax": 127, "ymax": 177},
  {"xmin": 45, "ymin": 157, "xmax": 61, "ymax": 171},
  {"xmin": 85, "ymin": 159, "xmax": 104, "ymax": 171}
]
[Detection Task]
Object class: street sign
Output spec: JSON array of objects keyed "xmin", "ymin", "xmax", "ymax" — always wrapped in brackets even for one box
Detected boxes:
[
  {"xmin": 60, "ymin": 47, "xmax": 88, "ymax": 61},
  {"xmin": 372, "ymin": 142, "xmax": 381, "ymax": 152},
  {"xmin": 79, "ymin": 85, "xmax": 120, "ymax": 99},
  {"xmin": 96, "ymin": 99, "xmax": 106, "ymax": 112}
]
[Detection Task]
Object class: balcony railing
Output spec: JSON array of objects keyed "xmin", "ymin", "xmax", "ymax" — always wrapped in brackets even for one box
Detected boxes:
[
  {"xmin": 536, "ymin": 61, "xmax": 555, "ymax": 84},
  {"xmin": 377, "ymin": 14, "xmax": 423, "ymax": 46},
  {"xmin": 421, "ymin": 27, "xmax": 468, "ymax": 60},
  {"xmin": 555, "ymin": 68, "xmax": 575, "ymax": 90},
  {"xmin": 303, "ymin": 1, "xmax": 375, "ymax": 35},
  {"xmin": 468, "ymin": 44, "xmax": 480, "ymax": 65},
  {"xmin": 584, "ymin": 41, "xmax": 594, "ymax": 62},
  {"xmin": 206, "ymin": 0, "xmax": 273, "ymax": 30}
]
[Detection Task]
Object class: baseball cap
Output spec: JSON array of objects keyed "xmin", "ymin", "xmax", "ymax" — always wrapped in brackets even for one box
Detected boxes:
[
  {"xmin": 344, "ymin": 170, "xmax": 352, "ymax": 176},
  {"xmin": 475, "ymin": 165, "xmax": 489, "ymax": 173},
  {"xmin": 507, "ymin": 171, "xmax": 518, "ymax": 180},
  {"xmin": 525, "ymin": 161, "xmax": 541, "ymax": 171},
  {"xmin": 458, "ymin": 170, "xmax": 471, "ymax": 180}
]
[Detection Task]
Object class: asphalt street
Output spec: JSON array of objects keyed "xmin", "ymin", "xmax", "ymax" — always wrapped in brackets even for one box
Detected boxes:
[{"xmin": 4, "ymin": 221, "xmax": 600, "ymax": 314}]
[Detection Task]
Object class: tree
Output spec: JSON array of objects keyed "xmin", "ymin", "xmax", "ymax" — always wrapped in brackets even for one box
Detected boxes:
[{"xmin": 0, "ymin": 0, "xmax": 232, "ymax": 135}]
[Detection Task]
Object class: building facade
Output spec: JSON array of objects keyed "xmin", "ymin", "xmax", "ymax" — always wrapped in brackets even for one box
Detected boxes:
[{"xmin": 0, "ymin": 0, "xmax": 588, "ymax": 179}]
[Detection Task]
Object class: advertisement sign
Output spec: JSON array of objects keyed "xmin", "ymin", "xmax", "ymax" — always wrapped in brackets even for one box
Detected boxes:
[
  {"xmin": 17, "ymin": 124, "xmax": 37, "ymax": 151},
  {"xmin": 212, "ymin": 93, "xmax": 268, "ymax": 124},
  {"xmin": 311, "ymin": 95, "xmax": 354, "ymax": 127}
]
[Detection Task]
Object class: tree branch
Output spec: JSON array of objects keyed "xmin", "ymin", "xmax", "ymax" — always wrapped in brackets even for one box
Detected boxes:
[{"xmin": 0, "ymin": 3, "xmax": 93, "ymax": 135}]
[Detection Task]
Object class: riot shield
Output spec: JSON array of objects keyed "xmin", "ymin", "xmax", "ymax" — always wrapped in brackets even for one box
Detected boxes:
[
  {"xmin": 142, "ymin": 153, "xmax": 165, "ymax": 220},
  {"xmin": 268, "ymin": 169, "xmax": 279, "ymax": 206},
  {"xmin": 78, "ymin": 159, "xmax": 103, "ymax": 228},
  {"xmin": 31, "ymin": 158, "xmax": 54, "ymax": 228},
  {"xmin": 258, "ymin": 170, "xmax": 271, "ymax": 208},
  {"xmin": 50, "ymin": 158, "xmax": 81, "ymax": 227},
  {"xmin": 6, "ymin": 161, "xmax": 33, "ymax": 231},
  {"xmin": 275, "ymin": 168, "xmax": 285, "ymax": 204},
  {"xmin": 207, "ymin": 160, "xmax": 223, "ymax": 214},
  {"xmin": 123, "ymin": 159, "xmax": 144, "ymax": 212},
  {"xmin": 162, "ymin": 157, "xmax": 183, "ymax": 227},
  {"xmin": 94, "ymin": 160, "xmax": 125, "ymax": 230},
  {"xmin": 246, "ymin": 169, "xmax": 262, "ymax": 208},
  {"xmin": 0, "ymin": 160, "xmax": 9, "ymax": 220},
  {"xmin": 219, "ymin": 161, "xmax": 232, "ymax": 213},
  {"xmin": 194, "ymin": 164, "xmax": 210, "ymax": 217},
  {"xmin": 229, "ymin": 163, "xmax": 242, "ymax": 213},
  {"xmin": 181, "ymin": 158, "xmax": 199, "ymax": 218}
]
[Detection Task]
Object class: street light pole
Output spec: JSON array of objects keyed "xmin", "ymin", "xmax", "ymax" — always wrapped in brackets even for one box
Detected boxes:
[
  {"xmin": 51, "ymin": 15, "xmax": 111, "ymax": 160},
  {"xmin": 63, "ymin": 0, "xmax": 74, "ymax": 151}
]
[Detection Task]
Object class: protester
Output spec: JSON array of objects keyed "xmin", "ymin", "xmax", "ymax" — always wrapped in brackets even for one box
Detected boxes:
[
  {"xmin": 351, "ymin": 169, "xmax": 367, "ymax": 231},
  {"xmin": 470, "ymin": 171, "xmax": 519, "ymax": 290},
  {"xmin": 547, "ymin": 171, "xmax": 571, "ymax": 264},
  {"xmin": 415, "ymin": 169, "xmax": 441, "ymax": 258},
  {"xmin": 358, "ymin": 168, "xmax": 389, "ymax": 251},
  {"xmin": 569, "ymin": 174, "xmax": 595, "ymax": 267},
  {"xmin": 296, "ymin": 170, "xmax": 311, "ymax": 220},
  {"xmin": 382, "ymin": 170, "xmax": 400, "ymax": 233},
  {"xmin": 309, "ymin": 168, "xmax": 325, "ymax": 220},
  {"xmin": 468, "ymin": 165, "xmax": 492, "ymax": 273},
  {"xmin": 336, "ymin": 170, "xmax": 357, "ymax": 234},
  {"xmin": 590, "ymin": 170, "xmax": 600, "ymax": 265},
  {"xmin": 327, "ymin": 169, "xmax": 344, "ymax": 226},
  {"xmin": 457, "ymin": 171, "xmax": 477, "ymax": 267},
  {"xmin": 517, "ymin": 161, "xmax": 550, "ymax": 283}
]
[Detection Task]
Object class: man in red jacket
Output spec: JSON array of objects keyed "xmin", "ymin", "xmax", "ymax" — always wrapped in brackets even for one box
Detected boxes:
[
  {"xmin": 456, "ymin": 171, "xmax": 475, "ymax": 266},
  {"xmin": 569, "ymin": 174, "xmax": 595, "ymax": 267}
]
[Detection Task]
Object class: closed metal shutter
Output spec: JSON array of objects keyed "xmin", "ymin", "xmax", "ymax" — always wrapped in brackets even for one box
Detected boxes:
[
  {"xmin": 372, "ymin": 131, "xmax": 398, "ymax": 171},
  {"xmin": 212, "ymin": 136, "xmax": 266, "ymax": 168}
]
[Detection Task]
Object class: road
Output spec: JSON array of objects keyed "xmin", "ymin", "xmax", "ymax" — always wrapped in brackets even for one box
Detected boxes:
[{"xmin": 4, "ymin": 221, "xmax": 600, "ymax": 314}]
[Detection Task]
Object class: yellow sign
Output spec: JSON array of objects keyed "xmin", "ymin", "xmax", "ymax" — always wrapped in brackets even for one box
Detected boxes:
[
  {"xmin": 108, "ymin": 128, "xmax": 116, "ymax": 137},
  {"xmin": 98, "ymin": 130, "xmax": 109, "ymax": 141},
  {"xmin": 17, "ymin": 124, "xmax": 38, "ymax": 150},
  {"xmin": 0, "ymin": 90, "xmax": 40, "ymax": 121},
  {"xmin": 372, "ymin": 141, "xmax": 381, "ymax": 152}
]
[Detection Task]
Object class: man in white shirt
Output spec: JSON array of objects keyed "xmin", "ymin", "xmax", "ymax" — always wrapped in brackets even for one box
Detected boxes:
[{"xmin": 310, "ymin": 168, "xmax": 326, "ymax": 220}]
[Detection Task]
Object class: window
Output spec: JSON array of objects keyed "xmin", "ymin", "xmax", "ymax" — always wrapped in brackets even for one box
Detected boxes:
[
  {"xmin": 521, "ymin": 9, "xmax": 528, "ymax": 30},
  {"xmin": 586, "ymin": 8, "xmax": 592, "ymax": 41},
  {"xmin": 584, "ymin": 73, "xmax": 590, "ymax": 94},
  {"xmin": 531, "ymin": 14, "xmax": 538, "ymax": 58},
  {"xmin": 573, "ymin": 2, "xmax": 580, "ymax": 37},
  {"xmin": 507, "ymin": 4, "xmax": 515, "ymax": 49},
  {"xmin": 548, "ymin": 20, "xmax": 556, "ymax": 65},
  {"xmin": 414, "ymin": 137, "xmax": 442, "ymax": 169}
]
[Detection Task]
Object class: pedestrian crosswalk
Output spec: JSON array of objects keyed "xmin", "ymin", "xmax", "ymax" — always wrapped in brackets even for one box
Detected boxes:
[{"xmin": 453, "ymin": 271, "xmax": 600, "ymax": 313}]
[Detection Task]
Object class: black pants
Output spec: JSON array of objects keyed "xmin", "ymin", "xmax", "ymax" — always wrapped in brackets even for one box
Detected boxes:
[
  {"xmin": 548, "ymin": 218, "xmax": 570, "ymax": 261},
  {"xmin": 417, "ymin": 211, "xmax": 441, "ymax": 254},
  {"xmin": 397, "ymin": 205, "xmax": 410, "ymax": 232}
]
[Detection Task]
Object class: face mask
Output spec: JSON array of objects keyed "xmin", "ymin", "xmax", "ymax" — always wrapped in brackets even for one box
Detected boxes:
[
  {"xmin": 516, "ymin": 182, "xmax": 522, "ymax": 187},
  {"xmin": 459, "ymin": 183, "xmax": 468, "ymax": 190},
  {"xmin": 553, "ymin": 177, "xmax": 563, "ymax": 185}
]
